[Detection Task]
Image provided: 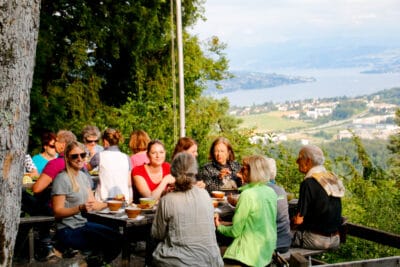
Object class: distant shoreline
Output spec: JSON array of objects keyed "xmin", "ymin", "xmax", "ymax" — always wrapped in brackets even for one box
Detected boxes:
[{"xmin": 205, "ymin": 67, "xmax": 400, "ymax": 107}]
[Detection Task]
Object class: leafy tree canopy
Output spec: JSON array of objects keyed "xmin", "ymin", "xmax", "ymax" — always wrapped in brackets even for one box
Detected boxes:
[{"xmin": 29, "ymin": 0, "xmax": 233, "ymax": 155}]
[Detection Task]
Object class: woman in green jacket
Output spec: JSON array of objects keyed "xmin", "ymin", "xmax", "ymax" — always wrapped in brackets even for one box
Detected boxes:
[{"xmin": 215, "ymin": 155, "xmax": 277, "ymax": 267}]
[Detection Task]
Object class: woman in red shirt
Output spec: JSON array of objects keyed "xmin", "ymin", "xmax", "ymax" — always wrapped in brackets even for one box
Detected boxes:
[{"xmin": 132, "ymin": 140, "xmax": 175, "ymax": 201}]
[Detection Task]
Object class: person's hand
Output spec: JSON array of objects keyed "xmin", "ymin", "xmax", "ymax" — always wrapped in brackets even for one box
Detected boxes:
[
  {"xmin": 293, "ymin": 213, "xmax": 304, "ymax": 225},
  {"xmin": 195, "ymin": 180, "xmax": 206, "ymax": 189},
  {"xmin": 214, "ymin": 213, "xmax": 220, "ymax": 227},
  {"xmin": 236, "ymin": 172, "xmax": 244, "ymax": 184},
  {"xmin": 83, "ymin": 199, "xmax": 96, "ymax": 212},
  {"xmin": 227, "ymin": 193, "xmax": 238, "ymax": 207},
  {"xmin": 219, "ymin": 168, "xmax": 231, "ymax": 179},
  {"xmin": 163, "ymin": 174, "xmax": 176, "ymax": 185},
  {"xmin": 166, "ymin": 184, "xmax": 175, "ymax": 193},
  {"xmin": 91, "ymin": 200, "xmax": 107, "ymax": 211}
]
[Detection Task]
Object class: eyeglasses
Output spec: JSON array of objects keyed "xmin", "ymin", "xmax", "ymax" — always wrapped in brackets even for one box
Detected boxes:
[
  {"xmin": 85, "ymin": 139, "xmax": 99, "ymax": 144},
  {"xmin": 69, "ymin": 153, "xmax": 87, "ymax": 160},
  {"xmin": 47, "ymin": 144, "xmax": 56, "ymax": 148}
]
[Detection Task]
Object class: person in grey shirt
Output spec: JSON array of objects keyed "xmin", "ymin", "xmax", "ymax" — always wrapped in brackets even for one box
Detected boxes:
[
  {"xmin": 265, "ymin": 157, "xmax": 292, "ymax": 253},
  {"xmin": 52, "ymin": 141, "xmax": 122, "ymax": 266},
  {"xmin": 151, "ymin": 152, "xmax": 223, "ymax": 267}
]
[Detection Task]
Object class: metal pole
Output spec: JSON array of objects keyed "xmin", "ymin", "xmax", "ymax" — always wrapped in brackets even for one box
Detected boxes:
[{"xmin": 176, "ymin": 0, "xmax": 185, "ymax": 137}]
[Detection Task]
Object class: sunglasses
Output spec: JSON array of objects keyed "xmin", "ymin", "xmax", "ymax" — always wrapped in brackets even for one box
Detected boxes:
[
  {"xmin": 47, "ymin": 144, "xmax": 56, "ymax": 148},
  {"xmin": 69, "ymin": 153, "xmax": 87, "ymax": 160},
  {"xmin": 85, "ymin": 139, "xmax": 99, "ymax": 144}
]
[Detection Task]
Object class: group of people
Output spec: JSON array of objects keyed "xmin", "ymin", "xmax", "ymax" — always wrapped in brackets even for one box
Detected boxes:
[
  {"xmin": 150, "ymin": 141, "xmax": 345, "ymax": 267},
  {"xmin": 22, "ymin": 125, "xmax": 345, "ymax": 266}
]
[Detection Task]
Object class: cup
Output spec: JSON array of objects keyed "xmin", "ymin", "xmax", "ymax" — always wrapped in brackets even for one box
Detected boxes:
[
  {"xmin": 139, "ymin": 197, "xmax": 156, "ymax": 209},
  {"xmin": 107, "ymin": 200, "xmax": 123, "ymax": 211},
  {"xmin": 211, "ymin": 191, "xmax": 225, "ymax": 199},
  {"xmin": 125, "ymin": 207, "xmax": 141, "ymax": 218},
  {"xmin": 212, "ymin": 200, "xmax": 219, "ymax": 208}
]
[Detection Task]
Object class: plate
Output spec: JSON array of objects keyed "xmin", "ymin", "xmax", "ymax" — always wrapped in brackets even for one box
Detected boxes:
[
  {"xmin": 128, "ymin": 215, "xmax": 145, "ymax": 221},
  {"xmin": 141, "ymin": 208, "xmax": 156, "ymax": 214},
  {"xmin": 129, "ymin": 203, "xmax": 156, "ymax": 213},
  {"xmin": 98, "ymin": 208, "xmax": 124, "ymax": 214},
  {"xmin": 212, "ymin": 197, "xmax": 226, "ymax": 202}
]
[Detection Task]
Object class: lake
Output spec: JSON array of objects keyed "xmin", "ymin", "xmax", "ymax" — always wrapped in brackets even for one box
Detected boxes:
[{"xmin": 206, "ymin": 67, "xmax": 400, "ymax": 106}]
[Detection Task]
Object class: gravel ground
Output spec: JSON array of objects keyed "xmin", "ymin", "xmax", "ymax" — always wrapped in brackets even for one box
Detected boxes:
[{"xmin": 13, "ymin": 245, "xmax": 146, "ymax": 267}]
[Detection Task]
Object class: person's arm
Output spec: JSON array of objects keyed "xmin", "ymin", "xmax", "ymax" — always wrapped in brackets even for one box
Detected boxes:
[
  {"xmin": 32, "ymin": 173, "xmax": 52, "ymax": 194},
  {"xmin": 86, "ymin": 153, "xmax": 100, "ymax": 171},
  {"xmin": 86, "ymin": 188, "xmax": 107, "ymax": 211},
  {"xmin": 52, "ymin": 195, "xmax": 83, "ymax": 219},
  {"xmin": 195, "ymin": 180, "xmax": 206, "ymax": 189},
  {"xmin": 86, "ymin": 163, "xmax": 93, "ymax": 171},
  {"xmin": 27, "ymin": 168, "xmax": 39, "ymax": 178},
  {"xmin": 293, "ymin": 213, "xmax": 304, "ymax": 225},
  {"xmin": 52, "ymin": 189, "xmax": 106, "ymax": 220},
  {"xmin": 151, "ymin": 199, "xmax": 167, "ymax": 240},
  {"xmin": 217, "ymin": 192, "xmax": 251, "ymax": 238},
  {"xmin": 230, "ymin": 162, "xmax": 243, "ymax": 187},
  {"xmin": 133, "ymin": 174, "xmax": 175, "ymax": 200},
  {"xmin": 198, "ymin": 164, "xmax": 219, "ymax": 192},
  {"xmin": 292, "ymin": 180, "xmax": 310, "ymax": 226}
]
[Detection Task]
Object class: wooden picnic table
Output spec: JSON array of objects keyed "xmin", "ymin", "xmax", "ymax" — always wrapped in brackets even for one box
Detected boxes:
[
  {"xmin": 84, "ymin": 208, "xmax": 155, "ymax": 265},
  {"xmin": 84, "ymin": 199, "xmax": 235, "ymax": 265}
]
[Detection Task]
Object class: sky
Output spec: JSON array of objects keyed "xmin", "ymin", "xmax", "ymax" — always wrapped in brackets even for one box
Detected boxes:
[
  {"xmin": 192, "ymin": 0, "xmax": 400, "ymax": 48},
  {"xmin": 190, "ymin": 0, "xmax": 400, "ymax": 70}
]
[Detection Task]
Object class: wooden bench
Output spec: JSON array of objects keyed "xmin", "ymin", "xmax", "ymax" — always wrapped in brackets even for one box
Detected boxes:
[
  {"xmin": 280, "ymin": 247, "xmax": 326, "ymax": 260},
  {"xmin": 19, "ymin": 216, "xmax": 55, "ymax": 263}
]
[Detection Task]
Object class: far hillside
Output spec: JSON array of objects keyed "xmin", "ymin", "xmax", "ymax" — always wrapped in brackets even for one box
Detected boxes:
[
  {"xmin": 235, "ymin": 87, "xmax": 400, "ymax": 143},
  {"xmin": 238, "ymin": 111, "xmax": 313, "ymax": 133}
]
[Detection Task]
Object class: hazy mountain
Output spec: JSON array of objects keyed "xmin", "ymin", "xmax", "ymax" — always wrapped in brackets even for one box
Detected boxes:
[{"xmin": 205, "ymin": 71, "xmax": 316, "ymax": 94}]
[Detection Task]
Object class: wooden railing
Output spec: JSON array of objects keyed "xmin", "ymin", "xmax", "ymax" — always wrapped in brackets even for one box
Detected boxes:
[
  {"xmin": 287, "ymin": 200, "xmax": 400, "ymax": 266},
  {"xmin": 346, "ymin": 222, "xmax": 400, "ymax": 249},
  {"xmin": 288, "ymin": 223, "xmax": 400, "ymax": 266}
]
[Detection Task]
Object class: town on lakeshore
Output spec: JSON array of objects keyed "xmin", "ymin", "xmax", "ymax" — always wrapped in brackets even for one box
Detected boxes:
[{"xmin": 230, "ymin": 88, "xmax": 400, "ymax": 144}]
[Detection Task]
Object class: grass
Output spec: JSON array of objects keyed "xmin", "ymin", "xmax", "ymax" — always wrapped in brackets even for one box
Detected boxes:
[{"xmin": 238, "ymin": 111, "xmax": 312, "ymax": 132}]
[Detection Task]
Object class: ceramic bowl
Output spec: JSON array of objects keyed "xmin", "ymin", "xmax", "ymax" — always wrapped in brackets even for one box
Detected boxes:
[
  {"xmin": 211, "ymin": 191, "xmax": 225, "ymax": 199},
  {"xmin": 125, "ymin": 207, "xmax": 141, "ymax": 218},
  {"xmin": 139, "ymin": 197, "xmax": 157, "ymax": 209},
  {"xmin": 107, "ymin": 200, "xmax": 123, "ymax": 211}
]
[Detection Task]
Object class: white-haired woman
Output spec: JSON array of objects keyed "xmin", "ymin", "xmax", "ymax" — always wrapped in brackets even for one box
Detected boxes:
[
  {"xmin": 215, "ymin": 155, "xmax": 277, "ymax": 267},
  {"xmin": 151, "ymin": 152, "xmax": 223, "ymax": 267}
]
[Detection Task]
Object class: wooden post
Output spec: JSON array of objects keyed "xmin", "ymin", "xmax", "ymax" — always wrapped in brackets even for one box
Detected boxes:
[{"xmin": 289, "ymin": 252, "xmax": 309, "ymax": 267}]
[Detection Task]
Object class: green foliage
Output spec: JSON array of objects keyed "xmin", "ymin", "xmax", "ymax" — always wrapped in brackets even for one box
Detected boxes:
[
  {"xmin": 29, "ymin": 0, "xmax": 228, "ymax": 152},
  {"xmin": 312, "ymin": 130, "xmax": 334, "ymax": 139},
  {"xmin": 387, "ymin": 109, "xmax": 400, "ymax": 182},
  {"xmin": 27, "ymin": 1, "xmax": 400, "ymax": 263},
  {"xmin": 253, "ymin": 136, "xmax": 399, "ymax": 262},
  {"xmin": 368, "ymin": 87, "xmax": 400, "ymax": 105},
  {"xmin": 318, "ymin": 237, "xmax": 400, "ymax": 263},
  {"xmin": 331, "ymin": 100, "xmax": 366, "ymax": 120}
]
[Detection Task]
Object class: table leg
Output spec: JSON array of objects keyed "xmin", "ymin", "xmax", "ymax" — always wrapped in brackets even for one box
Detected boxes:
[
  {"xmin": 121, "ymin": 227, "xmax": 130, "ymax": 266},
  {"xmin": 28, "ymin": 227, "xmax": 35, "ymax": 263}
]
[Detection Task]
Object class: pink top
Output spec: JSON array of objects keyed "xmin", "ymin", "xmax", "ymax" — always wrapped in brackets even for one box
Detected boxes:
[
  {"xmin": 132, "ymin": 162, "xmax": 171, "ymax": 191},
  {"xmin": 42, "ymin": 154, "xmax": 65, "ymax": 180},
  {"xmin": 130, "ymin": 152, "xmax": 150, "ymax": 169}
]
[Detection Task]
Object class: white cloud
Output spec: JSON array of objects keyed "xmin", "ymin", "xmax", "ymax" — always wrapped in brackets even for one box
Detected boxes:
[{"xmin": 191, "ymin": 0, "xmax": 400, "ymax": 47}]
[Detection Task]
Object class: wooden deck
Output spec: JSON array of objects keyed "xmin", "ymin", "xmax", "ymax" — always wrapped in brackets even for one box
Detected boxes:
[{"xmin": 13, "ymin": 213, "xmax": 400, "ymax": 266}]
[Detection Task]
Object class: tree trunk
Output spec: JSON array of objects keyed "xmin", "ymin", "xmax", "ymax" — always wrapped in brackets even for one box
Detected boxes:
[{"xmin": 0, "ymin": 0, "xmax": 40, "ymax": 265}]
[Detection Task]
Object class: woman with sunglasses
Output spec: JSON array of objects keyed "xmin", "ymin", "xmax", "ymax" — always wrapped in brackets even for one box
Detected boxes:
[
  {"xmin": 87, "ymin": 128, "xmax": 132, "ymax": 203},
  {"xmin": 81, "ymin": 125, "xmax": 104, "ymax": 162},
  {"xmin": 32, "ymin": 131, "xmax": 58, "ymax": 174},
  {"xmin": 52, "ymin": 141, "xmax": 122, "ymax": 265}
]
